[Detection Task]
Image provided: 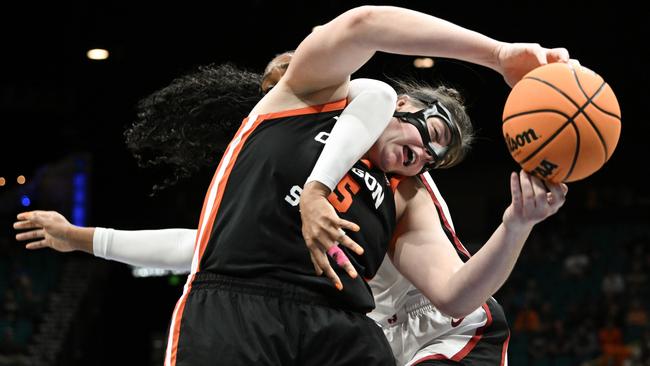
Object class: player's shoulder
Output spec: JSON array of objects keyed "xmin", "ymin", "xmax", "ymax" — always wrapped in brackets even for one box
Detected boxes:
[
  {"xmin": 394, "ymin": 176, "xmax": 434, "ymax": 220},
  {"xmin": 395, "ymin": 175, "xmax": 431, "ymax": 200}
]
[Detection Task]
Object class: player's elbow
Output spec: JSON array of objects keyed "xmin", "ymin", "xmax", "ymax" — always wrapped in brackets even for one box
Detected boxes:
[
  {"xmin": 436, "ymin": 301, "xmax": 476, "ymax": 320},
  {"xmin": 433, "ymin": 292, "xmax": 482, "ymax": 319}
]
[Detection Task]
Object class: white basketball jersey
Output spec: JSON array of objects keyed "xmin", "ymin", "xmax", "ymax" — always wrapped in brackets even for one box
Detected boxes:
[{"xmin": 367, "ymin": 172, "xmax": 506, "ymax": 365}]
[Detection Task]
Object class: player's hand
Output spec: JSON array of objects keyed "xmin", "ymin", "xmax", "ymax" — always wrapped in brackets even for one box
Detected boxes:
[
  {"xmin": 495, "ymin": 42, "xmax": 570, "ymax": 87},
  {"xmin": 299, "ymin": 181, "xmax": 363, "ymax": 290},
  {"xmin": 503, "ymin": 170, "xmax": 568, "ymax": 229},
  {"xmin": 14, "ymin": 211, "xmax": 79, "ymax": 252}
]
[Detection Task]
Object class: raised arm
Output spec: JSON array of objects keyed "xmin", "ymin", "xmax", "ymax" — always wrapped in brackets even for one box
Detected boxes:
[
  {"xmin": 282, "ymin": 5, "xmax": 569, "ymax": 98},
  {"xmin": 390, "ymin": 171, "xmax": 567, "ymax": 318}
]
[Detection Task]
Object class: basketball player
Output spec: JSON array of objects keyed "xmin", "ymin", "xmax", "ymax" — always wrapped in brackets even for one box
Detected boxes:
[{"xmin": 15, "ymin": 5, "xmax": 569, "ymax": 365}]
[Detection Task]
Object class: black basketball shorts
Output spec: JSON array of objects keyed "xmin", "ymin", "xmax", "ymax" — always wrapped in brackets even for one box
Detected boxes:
[{"xmin": 170, "ymin": 272, "xmax": 396, "ymax": 366}]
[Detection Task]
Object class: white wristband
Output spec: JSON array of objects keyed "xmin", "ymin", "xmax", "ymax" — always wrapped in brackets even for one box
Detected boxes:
[{"xmin": 305, "ymin": 78, "xmax": 397, "ymax": 190}]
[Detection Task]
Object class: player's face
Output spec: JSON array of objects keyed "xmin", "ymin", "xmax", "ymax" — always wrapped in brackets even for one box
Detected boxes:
[{"xmin": 367, "ymin": 97, "xmax": 451, "ymax": 176}]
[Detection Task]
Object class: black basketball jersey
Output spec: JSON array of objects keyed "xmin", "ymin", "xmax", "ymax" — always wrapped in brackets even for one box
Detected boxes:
[{"xmin": 191, "ymin": 99, "xmax": 397, "ymax": 312}]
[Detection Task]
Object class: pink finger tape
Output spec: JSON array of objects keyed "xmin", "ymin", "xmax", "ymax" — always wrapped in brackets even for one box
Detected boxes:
[{"xmin": 326, "ymin": 245, "xmax": 349, "ymax": 267}]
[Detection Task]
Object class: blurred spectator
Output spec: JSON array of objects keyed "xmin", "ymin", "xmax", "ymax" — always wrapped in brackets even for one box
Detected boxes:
[
  {"xmin": 607, "ymin": 301, "xmax": 625, "ymax": 327},
  {"xmin": 548, "ymin": 320, "xmax": 573, "ymax": 365},
  {"xmin": 2, "ymin": 290, "xmax": 18, "ymax": 320},
  {"xmin": 598, "ymin": 318, "xmax": 632, "ymax": 366},
  {"xmin": 524, "ymin": 279, "xmax": 542, "ymax": 307},
  {"xmin": 626, "ymin": 260, "xmax": 648, "ymax": 296},
  {"xmin": 514, "ymin": 300, "xmax": 541, "ymax": 334},
  {"xmin": 15, "ymin": 271, "xmax": 40, "ymax": 318},
  {"xmin": 571, "ymin": 320, "xmax": 600, "ymax": 364},
  {"xmin": 527, "ymin": 330, "xmax": 549, "ymax": 364},
  {"xmin": 638, "ymin": 328, "xmax": 650, "ymax": 366},
  {"xmin": 537, "ymin": 301, "xmax": 555, "ymax": 334},
  {"xmin": 564, "ymin": 248, "xmax": 590, "ymax": 277},
  {"xmin": 602, "ymin": 269, "xmax": 626, "ymax": 298},
  {"xmin": 626, "ymin": 299, "xmax": 649, "ymax": 327},
  {"xmin": 624, "ymin": 298, "xmax": 648, "ymax": 342}
]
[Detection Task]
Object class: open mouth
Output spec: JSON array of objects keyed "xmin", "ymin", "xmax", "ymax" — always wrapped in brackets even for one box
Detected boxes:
[{"xmin": 403, "ymin": 146, "xmax": 416, "ymax": 167}]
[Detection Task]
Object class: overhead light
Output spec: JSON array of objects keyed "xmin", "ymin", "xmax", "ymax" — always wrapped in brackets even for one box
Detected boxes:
[
  {"xmin": 413, "ymin": 57, "xmax": 434, "ymax": 69},
  {"xmin": 17, "ymin": 175, "xmax": 26, "ymax": 184},
  {"xmin": 0, "ymin": 177, "xmax": 5, "ymax": 186},
  {"xmin": 87, "ymin": 48, "xmax": 110, "ymax": 61}
]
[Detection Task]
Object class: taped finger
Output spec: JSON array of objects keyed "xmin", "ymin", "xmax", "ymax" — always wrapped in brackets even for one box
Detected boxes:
[{"xmin": 327, "ymin": 245, "xmax": 350, "ymax": 268}]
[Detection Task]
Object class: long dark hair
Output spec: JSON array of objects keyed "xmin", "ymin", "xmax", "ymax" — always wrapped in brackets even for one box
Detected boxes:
[{"xmin": 124, "ymin": 63, "xmax": 263, "ymax": 193}]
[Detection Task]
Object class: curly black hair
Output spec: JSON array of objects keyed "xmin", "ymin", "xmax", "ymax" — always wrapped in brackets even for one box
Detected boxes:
[{"xmin": 124, "ymin": 63, "xmax": 263, "ymax": 194}]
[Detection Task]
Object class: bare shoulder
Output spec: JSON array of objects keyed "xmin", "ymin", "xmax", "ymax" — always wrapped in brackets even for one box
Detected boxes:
[
  {"xmin": 249, "ymin": 81, "xmax": 349, "ymax": 117},
  {"xmin": 394, "ymin": 177, "xmax": 437, "ymax": 222}
]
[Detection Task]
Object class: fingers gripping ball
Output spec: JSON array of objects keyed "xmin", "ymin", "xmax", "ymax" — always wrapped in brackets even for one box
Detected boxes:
[{"xmin": 502, "ymin": 63, "xmax": 621, "ymax": 183}]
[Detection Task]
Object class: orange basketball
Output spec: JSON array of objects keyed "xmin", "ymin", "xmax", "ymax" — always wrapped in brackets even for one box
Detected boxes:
[{"xmin": 502, "ymin": 63, "xmax": 621, "ymax": 183}]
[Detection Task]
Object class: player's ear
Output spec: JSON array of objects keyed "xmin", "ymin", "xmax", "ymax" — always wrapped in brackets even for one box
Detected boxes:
[{"xmin": 396, "ymin": 95, "xmax": 410, "ymax": 110}]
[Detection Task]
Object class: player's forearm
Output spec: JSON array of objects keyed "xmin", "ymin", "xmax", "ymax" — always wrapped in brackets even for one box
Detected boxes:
[
  {"xmin": 93, "ymin": 228, "xmax": 196, "ymax": 271},
  {"xmin": 355, "ymin": 6, "xmax": 504, "ymax": 71},
  {"xmin": 305, "ymin": 78, "xmax": 396, "ymax": 191},
  {"xmin": 441, "ymin": 221, "xmax": 533, "ymax": 317}
]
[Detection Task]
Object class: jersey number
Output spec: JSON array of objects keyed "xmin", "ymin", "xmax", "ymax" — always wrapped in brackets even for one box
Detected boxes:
[{"xmin": 328, "ymin": 175, "xmax": 360, "ymax": 213}]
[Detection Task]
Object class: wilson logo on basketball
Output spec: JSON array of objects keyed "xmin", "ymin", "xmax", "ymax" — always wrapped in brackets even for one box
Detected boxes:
[
  {"xmin": 532, "ymin": 159, "xmax": 558, "ymax": 179},
  {"xmin": 505, "ymin": 129, "xmax": 539, "ymax": 153}
]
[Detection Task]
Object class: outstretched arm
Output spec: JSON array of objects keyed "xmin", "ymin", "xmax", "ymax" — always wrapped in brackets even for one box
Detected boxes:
[
  {"xmin": 390, "ymin": 171, "xmax": 567, "ymax": 318},
  {"xmin": 93, "ymin": 228, "xmax": 195, "ymax": 271},
  {"xmin": 282, "ymin": 5, "xmax": 569, "ymax": 98},
  {"xmin": 14, "ymin": 211, "xmax": 195, "ymax": 271}
]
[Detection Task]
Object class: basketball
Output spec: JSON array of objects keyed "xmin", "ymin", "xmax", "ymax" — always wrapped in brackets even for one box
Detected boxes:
[{"xmin": 502, "ymin": 62, "xmax": 621, "ymax": 183}]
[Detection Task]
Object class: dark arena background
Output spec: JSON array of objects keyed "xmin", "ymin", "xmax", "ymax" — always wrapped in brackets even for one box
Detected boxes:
[{"xmin": 1, "ymin": 1, "xmax": 647, "ymax": 365}]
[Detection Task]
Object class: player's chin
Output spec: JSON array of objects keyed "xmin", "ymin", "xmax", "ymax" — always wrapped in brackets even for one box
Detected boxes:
[
  {"xmin": 401, "ymin": 166, "xmax": 421, "ymax": 177},
  {"xmin": 384, "ymin": 162, "xmax": 420, "ymax": 177}
]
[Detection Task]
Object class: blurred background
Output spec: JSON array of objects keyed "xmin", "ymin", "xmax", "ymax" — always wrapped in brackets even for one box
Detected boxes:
[{"xmin": 1, "ymin": 1, "xmax": 647, "ymax": 365}]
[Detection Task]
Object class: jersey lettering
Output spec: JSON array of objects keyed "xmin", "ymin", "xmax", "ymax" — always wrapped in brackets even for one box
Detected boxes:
[
  {"xmin": 284, "ymin": 185, "xmax": 303, "ymax": 206},
  {"xmin": 314, "ymin": 132, "xmax": 330, "ymax": 144},
  {"xmin": 314, "ymin": 116, "xmax": 338, "ymax": 144},
  {"xmin": 328, "ymin": 175, "xmax": 361, "ymax": 213},
  {"xmin": 352, "ymin": 168, "xmax": 385, "ymax": 208}
]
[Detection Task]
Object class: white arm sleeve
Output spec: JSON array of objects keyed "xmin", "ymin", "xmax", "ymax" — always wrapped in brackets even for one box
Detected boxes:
[
  {"xmin": 305, "ymin": 78, "xmax": 397, "ymax": 190},
  {"xmin": 93, "ymin": 227, "xmax": 196, "ymax": 272}
]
